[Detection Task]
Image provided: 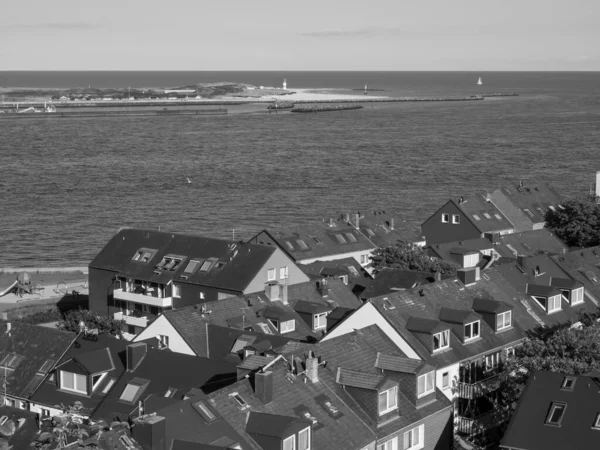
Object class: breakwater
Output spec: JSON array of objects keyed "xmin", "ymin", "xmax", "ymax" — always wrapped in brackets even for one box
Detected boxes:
[
  {"xmin": 267, "ymin": 102, "xmax": 295, "ymax": 110},
  {"xmin": 291, "ymin": 104, "xmax": 364, "ymax": 113},
  {"xmin": 482, "ymin": 93, "xmax": 519, "ymax": 97},
  {"xmin": 0, "ymin": 108, "xmax": 228, "ymax": 119}
]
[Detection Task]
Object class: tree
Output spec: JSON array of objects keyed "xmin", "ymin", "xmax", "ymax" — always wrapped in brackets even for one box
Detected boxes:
[
  {"xmin": 57, "ymin": 308, "xmax": 124, "ymax": 338},
  {"xmin": 369, "ymin": 239, "xmax": 458, "ymax": 276},
  {"xmin": 545, "ymin": 198, "xmax": 600, "ymax": 247}
]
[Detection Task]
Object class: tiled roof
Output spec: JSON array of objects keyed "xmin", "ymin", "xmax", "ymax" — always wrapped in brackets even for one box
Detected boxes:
[
  {"xmin": 405, "ymin": 316, "xmax": 447, "ymax": 334},
  {"xmin": 336, "ymin": 367, "xmax": 384, "ymax": 390},
  {"xmin": 356, "ymin": 268, "xmax": 440, "ymax": 301},
  {"xmin": 354, "ymin": 210, "xmax": 425, "ymax": 246},
  {"xmin": 496, "ymin": 229, "xmax": 568, "ymax": 258},
  {"xmin": 427, "ymin": 237, "xmax": 494, "ymax": 266},
  {"xmin": 374, "ymin": 353, "xmax": 426, "ymax": 374},
  {"xmin": 438, "ymin": 307, "xmax": 481, "ymax": 324},
  {"xmin": 237, "ymin": 355, "xmax": 275, "ymax": 371},
  {"xmin": 246, "ymin": 411, "xmax": 310, "ymax": 438},
  {"xmin": 472, "ymin": 298, "xmax": 512, "ymax": 314},
  {"xmin": 0, "ymin": 406, "xmax": 43, "ymax": 450},
  {"xmin": 207, "ymin": 325, "xmax": 292, "ymax": 360},
  {"xmin": 74, "ymin": 347, "xmax": 115, "ymax": 374},
  {"xmin": 255, "ymin": 221, "xmax": 375, "ymax": 262},
  {"xmin": 89, "ymin": 228, "xmax": 276, "ymax": 292},
  {"xmin": 552, "ymin": 246, "xmax": 600, "ymax": 306},
  {"xmin": 501, "ymin": 370, "xmax": 600, "ymax": 450},
  {"xmin": 455, "ymin": 195, "xmax": 515, "ymax": 233},
  {"xmin": 294, "ymin": 300, "xmax": 331, "ymax": 314},
  {"xmin": 0, "ymin": 322, "xmax": 74, "ymax": 399}
]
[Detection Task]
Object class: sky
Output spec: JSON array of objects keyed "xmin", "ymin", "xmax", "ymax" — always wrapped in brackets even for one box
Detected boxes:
[{"xmin": 0, "ymin": 0, "xmax": 597, "ymax": 71}]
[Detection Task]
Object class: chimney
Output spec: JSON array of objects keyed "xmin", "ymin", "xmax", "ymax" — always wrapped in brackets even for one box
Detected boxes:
[
  {"xmin": 474, "ymin": 266, "xmax": 481, "ymax": 281},
  {"xmin": 596, "ymin": 171, "xmax": 600, "ymax": 199},
  {"xmin": 305, "ymin": 351, "xmax": 319, "ymax": 383},
  {"xmin": 389, "ymin": 218, "xmax": 395, "ymax": 230},
  {"xmin": 255, "ymin": 371, "xmax": 273, "ymax": 405},
  {"xmin": 517, "ymin": 254, "xmax": 526, "ymax": 268},
  {"xmin": 127, "ymin": 343, "xmax": 148, "ymax": 371},
  {"xmin": 281, "ymin": 284, "xmax": 288, "ymax": 305},
  {"xmin": 5, "ymin": 322, "xmax": 11, "ymax": 334},
  {"xmin": 328, "ymin": 217, "xmax": 335, "ymax": 227},
  {"xmin": 353, "ymin": 213, "xmax": 360, "ymax": 229},
  {"xmin": 435, "ymin": 271, "xmax": 442, "ymax": 282},
  {"xmin": 342, "ymin": 213, "xmax": 350, "ymax": 223},
  {"xmin": 317, "ymin": 279, "xmax": 329, "ymax": 297},
  {"xmin": 132, "ymin": 415, "xmax": 166, "ymax": 450}
]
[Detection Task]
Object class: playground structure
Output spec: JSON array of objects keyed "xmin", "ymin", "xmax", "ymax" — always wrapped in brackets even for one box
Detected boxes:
[{"xmin": 0, "ymin": 272, "xmax": 88, "ymax": 298}]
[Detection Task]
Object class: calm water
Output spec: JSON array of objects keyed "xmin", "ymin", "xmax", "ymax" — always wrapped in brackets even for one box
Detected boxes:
[{"xmin": 1, "ymin": 71, "xmax": 600, "ymax": 267}]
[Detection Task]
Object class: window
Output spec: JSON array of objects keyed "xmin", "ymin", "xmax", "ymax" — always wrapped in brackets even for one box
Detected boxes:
[
  {"xmin": 452, "ymin": 214, "xmax": 460, "ymax": 224},
  {"xmin": 334, "ymin": 234, "xmax": 347, "ymax": 244},
  {"xmin": 585, "ymin": 271, "xmax": 598, "ymax": 283},
  {"xmin": 484, "ymin": 352, "xmax": 501, "ymax": 371},
  {"xmin": 0, "ymin": 353, "xmax": 20, "ymax": 369},
  {"xmin": 417, "ymin": 371, "xmax": 435, "ymax": 397},
  {"xmin": 60, "ymin": 371, "xmax": 87, "ymax": 394},
  {"xmin": 365, "ymin": 228, "xmax": 376, "ymax": 237},
  {"xmin": 441, "ymin": 214, "xmax": 450, "ymax": 223},
  {"xmin": 403, "ymin": 424, "xmax": 424, "ymax": 450},
  {"xmin": 360, "ymin": 254, "xmax": 369, "ymax": 264},
  {"xmin": 472, "ymin": 214, "xmax": 481, "ymax": 221},
  {"xmin": 285, "ymin": 241, "xmax": 294, "ymax": 251},
  {"xmin": 257, "ymin": 322, "xmax": 273, "ymax": 335},
  {"xmin": 38, "ymin": 359, "xmax": 55, "ymax": 374},
  {"xmin": 483, "ymin": 212, "xmax": 492, "ymax": 219},
  {"xmin": 268, "ymin": 268, "xmax": 276, "ymax": 281},
  {"xmin": 193, "ymin": 400, "xmax": 217, "ymax": 422},
  {"xmin": 199, "ymin": 260, "xmax": 213, "ymax": 272},
  {"xmin": 158, "ymin": 334, "xmax": 169, "ymax": 349},
  {"xmin": 377, "ymin": 437, "xmax": 398, "ymax": 450},
  {"xmin": 230, "ymin": 392, "xmax": 248, "ymax": 408},
  {"xmin": 280, "ymin": 266, "xmax": 289, "ymax": 279},
  {"xmin": 183, "ymin": 260, "xmax": 200, "ymax": 274},
  {"xmin": 344, "ymin": 232, "xmax": 358, "ymax": 243},
  {"xmin": 593, "ymin": 413, "xmax": 600, "ymax": 430},
  {"xmin": 310, "ymin": 236, "xmax": 322, "ymax": 244},
  {"xmin": 524, "ymin": 209, "xmax": 534, "ymax": 217},
  {"xmin": 120, "ymin": 383, "xmax": 142, "ymax": 403},
  {"xmin": 102, "ymin": 378, "xmax": 116, "ymax": 394},
  {"xmin": 280, "ymin": 320, "xmax": 295, "ymax": 333},
  {"xmin": 296, "ymin": 240, "xmax": 309, "ymax": 250},
  {"xmin": 494, "ymin": 213, "xmax": 502, "ymax": 220},
  {"xmin": 505, "ymin": 347, "xmax": 515, "ymax": 358},
  {"xmin": 283, "ymin": 435, "xmax": 296, "ymax": 450},
  {"xmin": 464, "ymin": 321, "xmax": 480, "ymax": 340},
  {"xmin": 442, "ymin": 372, "xmax": 449, "ymax": 389},
  {"xmin": 496, "ymin": 311, "xmax": 512, "ymax": 330},
  {"xmin": 348, "ymin": 265, "xmax": 359, "ymax": 276},
  {"xmin": 548, "ymin": 295, "xmax": 561, "ymax": 313},
  {"xmin": 378, "ymin": 385, "xmax": 398, "ymax": 415},
  {"xmin": 298, "ymin": 427, "xmax": 310, "ymax": 450},
  {"xmin": 41, "ymin": 408, "xmax": 50, "ymax": 418},
  {"xmin": 433, "ymin": 330, "xmax": 449, "ymax": 351},
  {"xmin": 562, "ymin": 377, "xmax": 576, "ymax": 391},
  {"xmin": 314, "ymin": 313, "xmax": 327, "ymax": 330},
  {"xmin": 132, "ymin": 249, "xmax": 155, "ymax": 263},
  {"xmin": 172, "ymin": 283, "xmax": 180, "ymax": 298},
  {"xmin": 546, "ymin": 402, "xmax": 567, "ymax": 426},
  {"xmin": 92, "ymin": 373, "xmax": 106, "ymax": 391},
  {"xmin": 571, "ymin": 287, "xmax": 584, "ymax": 305},
  {"xmin": 549, "ymin": 205, "xmax": 557, "ymax": 212}
]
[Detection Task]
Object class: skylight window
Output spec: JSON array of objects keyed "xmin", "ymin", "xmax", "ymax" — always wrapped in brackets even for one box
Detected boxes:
[
  {"xmin": 344, "ymin": 232, "xmax": 358, "ymax": 243},
  {"xmin": 482, "ymin": 273, "xmax": 491, "ymax": 281},
  {"xmin": 536, "ymin": 207, "xmax": 544, "ymax": 215},
  {"xmin": 546, "ymin": 402, "xmax": 567, "ymax": 426},
  {"xmin": 132, "ymin": 249, "xmax": 155, "ymax": 263},
  {"xmin": 453, "ymin": 280, "xmax": 464, "ymax": 290},
  {"xmin": 120, "ymin": 383, "xmax": 142, "ymax": 403},
  {"xmin": 382, "ymin": 298, "xmax": 396, "ymax": 310},
  {"xmin": 156, "ymin": 255, "xmax": 184, "ymax": 271},
  {"xmin": 1, "ymin": 353, "xmax": 21, "ymax": 369},
  {"xmin": 193, "ymin": 400, "xmax": 217, "ymax": 423},
  {"xmin": 483, "ymin": 213, "xmax": 492, "ymax": 219},
  {"xmin": 310, "ymin": 235, "xmax": 322, "ymax": 244},
  {"xmin": 472, "ymin": 214, "xmax": 481, "ymax": 221},
  {"xmin": 585, "ymin": 271, "xmax": 598, "ymax": 283},
  {"xmin": 593, "ymin": 413, "xmax": 600, "ymax": 430},
  {"xmin": 284, "ymin": 241, "xmax": 294, "ymax": 251},
  {"xmin": 558, "ymin": 205, "xmax": 565, "ymax": 210},
  {"xmin": 102, "ymin": 378, "xmax": 116, "ymax": 394},
  {"xmin": 230, "ymin": 392, "xmax": 248, "ymax": 409},
  {"xmin": 524, "ymin": 209, "xmax": 534, "ymax": 217},
  {"xmin": 199, "ymin": 260, "xmax": 213, "ymax": 272},
  {"xmin": 347, "ymin": 265, "xmax": 359, "ymax": 276},
  {"xmin": 38, "ymin": 359, "xmax": 55, "ymax": 374},
  {"xmin": 334, "ymin": 234, "xmax": 347, "ymax": 244},
  {"xmin": 301, "ymin": 410, "xmax": 318, "ymax": 425},
  {"xmin": 365, "ymin": 228, "xmax": 376, "ymax": 237},
  {"xmin": 183, "ymin": 260, "xmax": 200, "ymax": 274},
  {"xmin": 549, "ymin": 205, "xmax": 557, "ymax": 212},
  {"xmin": 296, "ymin": 240, "xmax": 309, "ymax": 250},
  {"xmin": 494, "ymin": 214, "xmax": 502, "ymax": 220},
  {"xmin": 562, "ymin": 377, "xmax": 576, "ymax": 391}
]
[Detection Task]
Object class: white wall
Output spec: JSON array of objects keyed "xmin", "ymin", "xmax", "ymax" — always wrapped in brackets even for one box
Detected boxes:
[
  {"xmin": 29, "ymin": 403, "xmax": 63, "ymax": 418},
  {"xmin": 133, "ymin": 315, "xmax": 196, "ymax": 356},
  {"xmin": 321, "ymin": 303, "xmax": 421, "ymax": 360},
  {"xmin": 436, "ymin": 362, "xmax": 460, "ymax": 401},
  {"xmin": 298, "ymin": 249, "xmax": 375, "ymax": 267}
]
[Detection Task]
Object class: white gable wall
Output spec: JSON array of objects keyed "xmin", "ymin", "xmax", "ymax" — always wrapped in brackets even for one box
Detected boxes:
[
  {"xmin": 321, "ymin": 302, "xmax": 421, "ymax": 360},
  {"xmin": 133, "ymin": 315, "xmax": 196, "ymax": 356}
]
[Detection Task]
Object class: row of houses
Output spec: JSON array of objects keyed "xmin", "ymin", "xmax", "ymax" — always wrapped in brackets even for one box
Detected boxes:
[{"xmin": 2, "ymin": 177, "xmax": 600, "ymax": 449}]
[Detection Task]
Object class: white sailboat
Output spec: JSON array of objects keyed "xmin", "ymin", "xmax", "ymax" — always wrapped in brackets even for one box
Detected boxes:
[{"xmin": 477, "ymin": 77, "xmax": 483, "ymax": 86}]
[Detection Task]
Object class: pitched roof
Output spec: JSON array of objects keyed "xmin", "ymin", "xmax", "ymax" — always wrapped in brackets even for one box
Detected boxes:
[
  {"xmin": 336, "ymin": 367, "xmax": 384, "ymax": 390},
  {"xmin": 255, "ymin": 220, "xmax": 375, "ymax": 262},
  {"xmin": 89, "ymin": 228, "xmax": 277, "ymax": 292},
  {"xmin": 454, "ymin": 195, "xmax": 515, "ymax": 233},
  {"xmin": 496, "ymin": 229, "xmax": 568, "ymax": 258},
  {"xmin": 0, "ymin": 322, "xmax": 74, "ymax": 399},
  {"xmin": 374, "ymin": 353, "xmax": 431, "ymax": 374},
  {"xmin": 207, "ymin": 325, "xmax": 293, "ymax": 361},
  {"xmin": 246, "ymin": 411, "xmax": 310, "ymax": 438},
  {"xmin": 552, "ymin": 246, "xmax": 600, "ymax": 307},
  {"xmin": 500, "ymin": 370, "xmax": 600, "ymax": 450},
  {"xmin": 356, "ymin": 267, "xmax": 440, "ymax": 301},
  {"xmin": 354, "ymin": 210, "xmax": 425, "ymax": 246},
  {"xmin": 0, "ymin": 406, "xmax": 42, "ymax": 449}
]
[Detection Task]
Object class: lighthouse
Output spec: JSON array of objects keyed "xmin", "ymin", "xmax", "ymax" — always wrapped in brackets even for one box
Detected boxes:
[{"xmin": 283, "ymin": 78, "xmax": 287, "ymax": 90}]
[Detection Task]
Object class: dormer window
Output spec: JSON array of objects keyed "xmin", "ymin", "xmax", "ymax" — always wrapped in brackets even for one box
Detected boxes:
[
  {"xmin": 60, "ymin": 371, "xmax": 87, "ymax": 395},
  {"xmin": 314, "ymin": 313, "xmax": 327, "ymax": 330},
  {"xmin": 378, "ymin": 385, "xmax": 398, "ymax": 415},
  {"xmin": 496, "ymin": 311, "xmax": 512, "ymax": 331},
  {"xmin": 283, "ymin": 435, "xmax": 296, "ymax": 450},
  {"xmin": 280, "ymin": 320, "xmax": 295, "ymax": 333},
  {"xmin": 298, "ymin": 427, "xmax": 310, "ymax": 450},
  {"xmin": 531, "ymin": 295, "xmax": 561, "ymax": 314},
  {"xmin": 417, "ymin": 371, "xmax": 435, "ymax": 398},
  {"xmin": 464, "ymin": 321, "xmax": 480, "ymax": 341},
  {"xmin": 433, "ymin": 330, "xmax": 449, "ymax": 352},
  {"xmin": 564, "ymin": 287, "xmax": 584, "ymax": 305}
]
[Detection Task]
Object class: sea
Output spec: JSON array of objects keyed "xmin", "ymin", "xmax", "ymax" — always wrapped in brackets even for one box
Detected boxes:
[{"xmin": 1, "ymin": 71, "xmax": 599, "ymax": 267}]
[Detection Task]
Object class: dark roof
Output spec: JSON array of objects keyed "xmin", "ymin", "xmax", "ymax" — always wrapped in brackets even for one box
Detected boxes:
[
  {"xmin": 0, "ymin": 406, "xmax": 40, "ymax": 450},
  {"xmin": 31, "ymin": 333, "xmax": 128, "ymax": 415},
  {"xmin": 427, "ymin": 237, "xmax": 494, "ymax": 266},
  {"xmin": 89, "ymin": 228, "xmax": 278, "ymax": 292},
  {"xmin": 454, "ymin": 196, "xmax": 515, "ymax": 233},
  {"xmin": 355, "ymin": 210, "xmax": 425, "ymax": 246},
  {"xmin": 552, "ymin": 246, "xmax": 600, "ymax": 307},
  {"xmin": 472, "ymin": 298, "xmax": 512, "ymax": 314},
  {"xmin": 496, "ymin": 229, "xmax": 568, "ymax": 258},
  {"xmin": 246, "ymin": 411, "xmax": 310, "ymax": 438},
  {"xmin": 207, "ymin": 325, "xmax": 293, "ymax": 361},
  {"xmin": 438, "ymin": 307, "xmax": 481, "ymax": 324},
  {"xmin": 357, "ymin": 267, "xmax": 440, "ymax": 300},
  {"xmin": 254, "ymin": 222, "xmax": 375, "ymax": 262},
  {"xmin": 405, "ymin": 316, "xmax": 447, "ymax": 334},
  {"xmin": 237, "ymin": 355, "xmax": 275, "ymax": 371},
  {"xmin": 300, "ymin": 257, "xmax": 372, "ymax": 291},
  {"xmin": 91, "ymin": 345, "xmax": 236, "ymax": 421},
  {"xmin": 500, "ymin": 370, "xmax": 600, "ymax": 450},
  {"xmin": 74, "ymin": 347, "xmax": 115, "ymax": 374},
  {"xmin": 374, "ymin": 353, "xmax": 432, "ymax": 374},
  {"xmin": 336, "ymin": 367, "xmax": 384, "ymax": 390},
  {"xmin": 294, "ymin": 300, "xmax": 331, "ymax": 314},
  {"xmin": 0, "ymin": 322, "xmax": 74, "ymax": 399}
]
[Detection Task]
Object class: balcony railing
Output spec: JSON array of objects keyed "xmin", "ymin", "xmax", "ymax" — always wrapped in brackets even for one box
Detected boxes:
[
  {"xmin": 457, "ymin": 370, "xmax": 502, "ymax": 399},
  {"xmin": 114, "ymin": 289, "xmax": 173, "ymax": 307},
  {"xmin": 456, "ymin": 411, "xmax": 507, "ymax": 449},
  {"xmin": 113, "ymin": 311, "xmax": 148, "ymax": 328}
]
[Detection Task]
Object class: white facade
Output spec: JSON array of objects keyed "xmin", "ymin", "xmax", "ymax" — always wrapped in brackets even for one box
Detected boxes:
[
  {"xmin": 436, "ymin": 362, "xmax": 460, "ymax": 401},
  {"xmin": 298, "ymin": 250, "xmax": 375, "ymax": 268},
  {"xmin": 29, "ymin": 402, "xmax": 63, "ymax": 418},
  {"xmin": 133, "ymin": 315, "xmax": 196, "ymax": 356}
]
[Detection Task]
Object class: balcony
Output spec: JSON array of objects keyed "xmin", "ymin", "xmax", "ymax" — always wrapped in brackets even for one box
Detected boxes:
[
  {"xmin": 113, "ymin": 289, "xmax": 172, "ymax": 308},
  {"xmin": 113, "ymin": 311, "xmax": 148, "ymax": 328}
]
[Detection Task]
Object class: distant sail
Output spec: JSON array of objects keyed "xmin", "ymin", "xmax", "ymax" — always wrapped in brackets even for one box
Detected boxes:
[
  {"xmin": 477, "ymin": 77, "xmax": 483, "ymax": 85},
  {"xmin": 186, "ymin": 177, "xmax": 192, "ymax": 184}
]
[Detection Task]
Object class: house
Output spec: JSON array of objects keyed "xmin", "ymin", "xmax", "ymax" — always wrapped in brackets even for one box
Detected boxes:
[
  {"xmin": 89, "ymin": 228, "xmax": 309, "ymax": 337},
  {"xmin": 353, "ymin": 210, "xmax": 426, "ymax": 247},
  {"xmin": 134, "ymin": 279, "xmax": 359, "ymax": 356},
  {"xmin": 426, "ymin": 237, "xmax": 498, "ymax": 269},
  {"xmin": 0, "ymin": 405, "xmax": 41, "ymax": 449},
  {"xmin": 355, "ymin": 267, "xmax": 441, "ymax": 302},
  {"xmin": 500, "ymin": 370, "xmax": 600, "ymax": 450},
  {"xmin": 0, "ymin": 321, "xmax": 75, "ymax": 411},
  {"xmin": 132, "ymin": 390, "xmax": 254, "ymax": 450},
  {"xmin": 495, "ymin": 229, "xmax": 568, "ymax": 259},
  {"xmin": 552, "ymin": 246, "xmax": 600, "ymax": 307},
  {"xmin": 489, "ymin": 181, "xmax": 563, "ymax": 232},
  {"xmin": 90, "ymin": 342, "xmax": 236, "ymax": 422},
  {"xmin": 249, "ymin": 216, "xmax": 376, "ymax": 268},
  {"xmin": 421, "ymin": 195, "xmax": 514, "ymax": 245},
  {"xmin": 300, "ymin": 257, "xmax": 372, "ymax": 287}
]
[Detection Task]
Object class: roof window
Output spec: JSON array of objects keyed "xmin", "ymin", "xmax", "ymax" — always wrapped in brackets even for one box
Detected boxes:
[
  {"xmin": 524, "ymin": 209, "xmax": 534, "ymax": 217},
  {"xmin": 230, "ymin": 392, "xmax": 249, "ymax": 409},
  {"xmin": 546, "ymin": 402, "xmax": 567, "ymax": 426},
  {"xmin": 494, "ymin": 213, "xmax": 502, "ymax": 220},
  {"xmin": 119, "ymin": 379, "xmax": 148, "ymax": 403},
  {"xmin": 183, "ymin": 260, "xmax": 201, "ymax": 274},
  {"xmin": 593, "ymin": 413, "xmax": 600, "ymax": 430},
  {"xmin": 38, "ymin": 359, "xmax": 55, "ymax": 374},
  {"xmin": 334, "ymin": 234, "xmax": 347, "ymax": 244},
  {"xmin": 561, "ymin": 376, "xmax": 576, "ymax": 391},
  {"xmin": 472, "ymin": 214, "xmax": 481, "ymax": 221},
  {"xmin": 156, "ymin": 255, "xmax": 184, "ymax": 271},
  {"xmin": 382, "ymin": 298, "xmax": 396, "ymax": 310},
  {"xmin": 301, "ymin": 410, "xmax": 318, "ymax": 425},
  {"xmin": 536, "ymin": 207, "xmax": 544, "ymax": 215},
  {"xmin": 585, "ymin": 271, "xmax": 598, "ymax": 283},
  {"xmin": 284, "ymin": 241, "xmax": 294, "ymax": 251},
  {"xmin": 344, "ymin": 232, "xmax": 358, "ymax": 243},
  {"xmin": 132, "ymin": 248, "xmax": 156, "ymax": 263},
  {"xmin": 199, "ymin": 260, "xmax": 214, "ymax": 272},
  {"xmin": 365, "ymin": 228, "xmax": 376, "ymax": 237},
  {"xmin": 101, "ymin": 378, "xmax": 116, "ymax": 394},
  {"xmin": 296, "ymin": 240, "xmax": 309, "ymax": 250},
  {"xmin": 483, "ymin": 213, "xmax": 491, "ymax": 219},
  {"xmin": 347, "ymin": 265, "xmax": 359, "ymax": 276},
  {"xmin": 257, "ymin": 322, "xmax": 274, "ymax": 335},
  {"xmin": 310, "ymin": 235, "xmax": 322, "ymax": 244},
  {"xmin": 192, "ymin": 400, "xmax": 217, "ymax": 423},
  {"xmin": 0, "ymin": 353, "xmax": 21, "ymax": 369},
  {"xmin": 549, "ymin": 205, "xmax": 557, "ymax": 212}
]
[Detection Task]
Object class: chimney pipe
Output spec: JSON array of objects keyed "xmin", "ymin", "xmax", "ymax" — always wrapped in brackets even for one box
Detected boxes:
[
  {"xmin": 389, "ymin": 218, "xmax": 395, "ymax": 230},
  {"xmin": 353, "ymin": 213, "xmax": 360, "ymax": 229},
  {"xmin": 342, "ymin": 213, "xmax": 350, "ymax": 223},
  {"xmin": 5, "ymin": 322, "xmax": 11, "ymax": 334},
  {"xmin": 596, "ymin": 171, "xmax": 600, "ymax": 200},
  {"xmin": 127, "ymin": 343, "xmax": 148, "ymax": 371},
  {"xmin": 517, "ymin": 254, "xmax": 526, "ymax": 268},
  {"xmin": 435, "ymin": 271, "xmax": 442, "ymax": 282},
  {"xmin": 317, "ymin": 279, "xmax": 329, "ymax": 297},
  {"xmin": 255, "ymin": 371, "xmax": 274, "ymax": 405},
  {"xmin": 305, "ymin": 351, "xmax": 319, "ymax": 383},
  {"xmin": 328, "ymin": 217, "xmax": 335, "ymax": 227}
]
